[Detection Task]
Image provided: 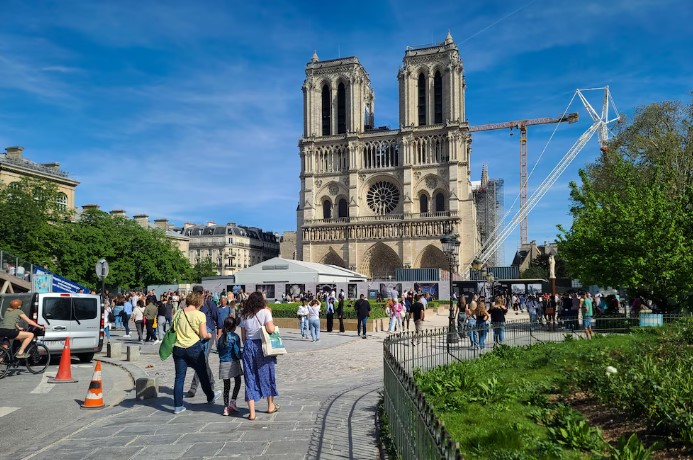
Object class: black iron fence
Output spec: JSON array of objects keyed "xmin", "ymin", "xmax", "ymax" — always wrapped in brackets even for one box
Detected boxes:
[{"xmin": 382, "ymin": 313, "xmax": 689, "ymax": 459}]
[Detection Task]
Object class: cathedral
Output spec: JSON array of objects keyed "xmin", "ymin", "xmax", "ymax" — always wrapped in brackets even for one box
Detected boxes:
[{"xmin": 296, "ymin": 32, "xmax": 479, "ymax": 278}]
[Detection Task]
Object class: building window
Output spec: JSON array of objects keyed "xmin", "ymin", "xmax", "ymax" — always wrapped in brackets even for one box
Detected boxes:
[
  {"xmin": 434, "ymin": 71, "xmax": 443, "ymax": 124},
  {"xmin": 322, "ymin": 199, "xmax": 332, "ymax": 219},
  {"xmin": 417, "ymin": 73, "xmax": 426, "ymax": 126},
  {"xmin": 337, "ymin": 82, "xmax": 346, "ymax": 134},
  {"xmin": 337, "ymin": 198, "xmax": 348, "ymax": 218},
  {"xmin": 367, "ymin": 181, "xmax": 400, "ymax": 215},
  {"xmin": 322, "ymin": 84, "xmax": 331, "ymax": 136},
  {"xmin": 55, "ymin": 192, "xmax": 67, "ymax": 211},
  {"xmin": 435, "ymin": 192, "xmax": 445, "ymax": 212},
  {"xmin": 419, "ymin": 194, "xmax": 428, "ymax": 213}
]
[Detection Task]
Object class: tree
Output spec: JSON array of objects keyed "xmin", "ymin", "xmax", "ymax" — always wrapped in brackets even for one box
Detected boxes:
[
  {"xmin": 520, "ymin": 253, "xmax": 569, "ymax": 279},
  {"xmin": 520, "ymin": 266, "xmax": 547, "ymax": 279},
  {"xmin": 558, "ymin": 98, "xmax": 693, "ymax": 310},
  {"xmin": 0, "ymin": 177, "xmax": 73, "ymax": 271},
  {"xmin": 189, "ymin": 257, "xmax": 217, "ymax": 283}
]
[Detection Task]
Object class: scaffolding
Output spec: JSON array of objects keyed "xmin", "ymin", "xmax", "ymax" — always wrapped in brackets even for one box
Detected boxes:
[{"xmin": 473, "ymin": 165, "xmax": 504, "ymax": 266}]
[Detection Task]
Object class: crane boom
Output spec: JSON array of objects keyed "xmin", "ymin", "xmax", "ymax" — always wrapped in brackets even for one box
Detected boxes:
[
  {"xmin": 469, "ymin": 113, "xmax": 579, "ymax": 132},
  {"xmin": 469, "ymin": 112, "xmax": 579, "ymax": 245}
]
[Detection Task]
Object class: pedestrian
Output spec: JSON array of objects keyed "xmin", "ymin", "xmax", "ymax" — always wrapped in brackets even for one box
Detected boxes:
[
  {"xmin": 132, "ymin": 299, "xmax": 145, "ymax": 342},
  {"xmin": 217, "ymin": 316, "xmax": 243, "ymax": 416},
  {"xmin": 403, "ymin": 291, "xmax": 413, "ymax": 331},
  {"xmin": 186, "ymin": 286, "xmax": 217, "ymax": 398},
  {"xmin": 410, "ymin": 294, "xmax": 425, "ymax": 345},
  {"xmin": 144, "ymin": 299, "xmax": 158, "ymax": 343},
  {"xmin": 475, "ymin": 301, "xmax": 490, "ymax": 350},
  {"xmin": 526, "ymin": 295, "xmax": 538, "ymax": 328},
  {"xmin": 172, "ymin": 290, "xmax": 219, "ymax": 415},
  {"xmin": 164, "ymin": 295, "xmax": 174, "ymax": 331},
  {"xmin": 489, "ymin": 297, "xmax": 508, "ymax": 345},
  {"xmin": 239, "ymin": 292, "xmax": 279, "ymax": 421},
  {"xmin": 325, "ymin": 296, "xmax": 335, "ymax": 332},
  {"xmin": 336, "ymin": 296, "xmax": 345, "ymax": 333},
  {"xmin": 122, "ymin": 296, "xmax": 133, "ymax": 338},
  {"xmin": 112, "ymin": 297, "xmax": 123, "ymax": 329},
  {"xmin": 103, "ymin": 300, "xmax": 112, "ymax": 341},
  {"xmin": 354, "ymin": 294, "xmax": 371, "ymax": 339},
  {"xmin": 388, "ymin": 298, "xmax": 403, "ymax": 333},
  {"xmin": 455, "ymin": 295, "xmax": 468, "ymax": 341},
  {"xmin": 581, "ymin": 293, "xmax": 594, "ymax": 339},
  {"xmin": 296, "ymin": 298, "xmax": 309, "ymax": 338},
  {"xmin": 156, "ymin": 295, "xmax": 168, "ymax": 342},
  {"xmin": 307, "ymin": 299, "xmax": 321, "ymax": 342}
]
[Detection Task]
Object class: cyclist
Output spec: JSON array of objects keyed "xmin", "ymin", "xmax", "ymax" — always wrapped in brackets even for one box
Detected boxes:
[{"xmin": 0, "ymin": 299, "xmax": 45, "ymax": 358}]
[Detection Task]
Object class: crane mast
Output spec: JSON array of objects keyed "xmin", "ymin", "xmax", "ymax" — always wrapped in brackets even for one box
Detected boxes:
[{"xmin": 470, "ymin": 112, "xmax": 579, "ymax": 245}]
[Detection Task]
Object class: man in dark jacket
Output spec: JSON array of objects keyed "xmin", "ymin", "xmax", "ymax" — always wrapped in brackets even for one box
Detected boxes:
[{"xmin": 355, "ymin": 294, "xmax": 371, "ymax": 339}]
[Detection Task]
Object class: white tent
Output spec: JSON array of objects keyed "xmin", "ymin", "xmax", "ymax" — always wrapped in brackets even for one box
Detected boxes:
[{"xmin": 233, "ymin": 257, "xmax": 367, "ymax": 300}]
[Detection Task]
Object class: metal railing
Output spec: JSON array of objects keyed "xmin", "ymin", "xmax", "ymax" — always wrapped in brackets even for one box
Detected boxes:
[
  {"xmin": 306, "ymin": 210, "xmax": 457, "ymax": 225},
  {"xmin": 382, "ymin": 313, "xmax": 690, "ymax": 459},
  {"xmin": 0, "ymin": 249, "xmax": 34, "ymax": 282}
]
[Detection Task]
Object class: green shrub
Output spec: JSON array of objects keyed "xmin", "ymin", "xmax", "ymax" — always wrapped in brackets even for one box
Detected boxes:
[
  {"xmin": 267, "ymin": 302, "xmax": 388, "ymax": 319},
  {"xmin": 608, "ymin": 434, "xmax": 660, "ymax": 460}
]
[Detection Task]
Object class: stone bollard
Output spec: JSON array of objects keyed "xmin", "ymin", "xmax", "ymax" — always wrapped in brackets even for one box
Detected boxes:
[
  {"xmin": 126, "ymin": 345, "xmax": 140, "ymax": 362},
  {"xmin": 136, "ymin": 377, "xmax": 159, "ymax": 400},
  {"xmin": 107, "ymin": 342, "xmax": 122, "ymax": 359}
]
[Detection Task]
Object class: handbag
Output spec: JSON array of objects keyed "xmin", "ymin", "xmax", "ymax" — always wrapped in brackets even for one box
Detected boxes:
[
  {"xmin": 256, "ymin": 314, "xmax": 286, "ymax": 357},
  {"xmin": 159, "ymin": 311, "xmax": 180, "ymax": 361}
]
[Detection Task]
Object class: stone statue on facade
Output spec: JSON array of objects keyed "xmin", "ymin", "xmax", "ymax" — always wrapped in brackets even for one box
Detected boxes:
[{"xmin": 548, "ymin": 254, "xmax": 556, "ymax": 279}]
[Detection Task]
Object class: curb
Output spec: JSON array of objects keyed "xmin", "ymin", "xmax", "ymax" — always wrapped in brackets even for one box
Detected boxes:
[{"xmin": 98, "ymin": 354, "xmax": 158, "ymax": 400}]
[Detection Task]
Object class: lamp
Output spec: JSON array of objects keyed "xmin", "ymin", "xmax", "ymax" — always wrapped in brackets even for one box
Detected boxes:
[{"xmin": 440, "ymin": 232, "xmax": 460, "ymax": 347}]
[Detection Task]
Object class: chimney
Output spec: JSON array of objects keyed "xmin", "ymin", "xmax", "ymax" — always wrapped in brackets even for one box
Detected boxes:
[
  {"xmin": 110, "ymin": 209, "xmax": 126, "ymax": 218},
  {"xmin": 41, "ymin": 162, "xmax": 61, "ymax": 172},
  {"xmin": 133, "ymin": 214, "xmax": 149, "ymax": 228},
  {"xmin": 154, "ymin": 218, "xmax": 169, "ymax": 231},
  {"xmin": 5, "ymin": 146, "xmax": 24, "ymax": 160},
  {"xmin": 183, "ymin": 222, "xmax": 196, "ymax": 230},
  {"xmin": 206, "ymin": 221, "xmax": 217, "ymax": 227},
  {"xmin": 227, "ymin": 222, "xmax": 237, "ymax": 227},
  {"xmin": 82, "ymin": 204, "xmax": 100, "ymax": 211}
]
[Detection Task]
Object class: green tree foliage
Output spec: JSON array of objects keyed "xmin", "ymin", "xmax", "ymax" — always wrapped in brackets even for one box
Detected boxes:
[
  {"xmin": 0, "ymin": 178, "xmax": 73, "ymax": 271},
  {"xmin": 0, "ymin": 182, "xmax": 194, "ymax": 290},
  {"xmin": 559, "ymin": 98, "xmax": 693, "ymax": 309},
  {"xmin": 190, "ymin": 257, "xmax": 218, "ymax": 283},
  {"xmin": 520, "ymin": 266, "xmax": 547, "ymax": 280}
]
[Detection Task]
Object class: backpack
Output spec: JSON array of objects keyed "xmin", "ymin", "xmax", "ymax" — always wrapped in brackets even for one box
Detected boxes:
[{"xmin": 108, "ymin": 310, "xmax": 115, "ymax": 323}]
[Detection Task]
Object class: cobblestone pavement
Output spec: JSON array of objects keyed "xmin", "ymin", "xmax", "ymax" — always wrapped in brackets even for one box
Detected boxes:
[{"xmin": 22, "ymin": 309, "xmax": 529, "ymax": 459}]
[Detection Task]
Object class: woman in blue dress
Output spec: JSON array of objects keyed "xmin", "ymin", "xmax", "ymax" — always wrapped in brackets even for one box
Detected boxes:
[{"xmin": 239, "ymin": 292, "xmax": 279, "ymax": 420}]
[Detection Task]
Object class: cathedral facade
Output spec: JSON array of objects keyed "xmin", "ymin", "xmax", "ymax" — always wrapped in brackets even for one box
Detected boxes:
[{"xmin": 297, "ymin": 33, "xmax": 479, "ymax": 278}]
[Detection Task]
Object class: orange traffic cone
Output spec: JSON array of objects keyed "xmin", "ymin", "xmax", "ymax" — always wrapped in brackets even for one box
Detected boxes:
[
  {"xmin": 48, "ymin": 337, "xmax": 78, "ymax": 383},
  {"xmin": 81, "ymin": 361, "xmax": 105, "ymax": 409}
]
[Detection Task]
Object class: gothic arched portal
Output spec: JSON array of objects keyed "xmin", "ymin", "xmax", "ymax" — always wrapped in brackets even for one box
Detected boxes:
[
  {"xmin": 415, "ymin": 244, "xmax": 449, "ymax": 270},
  {"xmin": 321, "ymin": 249, "xmax": 346, "ymax": 268},
  {"xmin": 360, "ymin": 242, "xmax": 402, "ymax": 279}
]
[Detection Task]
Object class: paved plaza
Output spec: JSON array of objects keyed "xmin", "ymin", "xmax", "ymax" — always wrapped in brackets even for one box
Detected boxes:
[{"xmin": 3, "ymin": 309, "xmax": 479, "ymax": 460}]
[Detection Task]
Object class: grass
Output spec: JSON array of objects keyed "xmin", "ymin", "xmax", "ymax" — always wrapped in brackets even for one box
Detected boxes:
[{"xmin": 413, "ymin": 320, "xmax": 693, "ymax": 459}]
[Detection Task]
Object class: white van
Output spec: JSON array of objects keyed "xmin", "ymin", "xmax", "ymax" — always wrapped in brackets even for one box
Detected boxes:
[{"xmin": 0, "ymin": 292, "xmax": 103, "ymax": 362}]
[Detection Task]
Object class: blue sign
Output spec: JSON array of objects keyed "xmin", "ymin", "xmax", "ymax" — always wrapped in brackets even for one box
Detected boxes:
[{"xmin": 32, "ymin": 266, "xmax": 89, "ymax": 293}]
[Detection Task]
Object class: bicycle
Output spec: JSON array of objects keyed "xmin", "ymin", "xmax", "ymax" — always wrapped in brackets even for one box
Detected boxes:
[{"xmin": 0, "ymin": 327, "xmax": 51, "ymax": 378}]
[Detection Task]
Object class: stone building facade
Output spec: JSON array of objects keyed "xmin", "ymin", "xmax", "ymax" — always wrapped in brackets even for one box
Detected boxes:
[
  {"xmin": 0, "ymin": 146, "xmax": 78, "ymax": 211},
  {"xmin": 297, "ymin": 33, "xmax": 479, "ymax": 278},
  {"xmin": 180, "ymin": 222, "xmax": 279, "ymax": 276}
]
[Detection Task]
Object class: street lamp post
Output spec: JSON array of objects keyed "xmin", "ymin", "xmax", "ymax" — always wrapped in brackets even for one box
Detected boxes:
[{"xmin": 440, "ymin": 233, "xmax": 460, "ymax": 348}]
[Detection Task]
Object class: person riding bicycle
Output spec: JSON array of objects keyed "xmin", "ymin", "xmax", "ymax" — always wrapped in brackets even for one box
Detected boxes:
[{"xmin": 0, "ymin": 299, "xmax": 45, "ymax": 358}]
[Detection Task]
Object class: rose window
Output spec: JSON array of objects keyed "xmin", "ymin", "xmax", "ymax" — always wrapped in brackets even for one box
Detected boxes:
[{"xmin": 367, "ymin": 181, "xmax": 400, "ymax": 214}]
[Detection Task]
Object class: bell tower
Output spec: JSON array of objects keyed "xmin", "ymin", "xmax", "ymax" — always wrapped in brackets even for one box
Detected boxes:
[
  {"xmin": 398, "ymin": 31, "xmax": 465, "ymax": 128},
  {"xmin": 302, "ymin": 53, "xmax": 374, "ymax": 138}
]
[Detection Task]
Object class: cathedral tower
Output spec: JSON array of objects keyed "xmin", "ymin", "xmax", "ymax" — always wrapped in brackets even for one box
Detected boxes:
[{"xmin": 297, "ymin": 33, "xmax": 479, "ymax": 278}]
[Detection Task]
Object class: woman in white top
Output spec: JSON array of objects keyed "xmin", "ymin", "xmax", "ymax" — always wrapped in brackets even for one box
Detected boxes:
[
  {"xmin": 307, "ymin": 299, "xmax": 321, "ymax": 342},
  {"xmin": 131, "ymin": 299, "xmax": 146, "ymax": 342},
  {"xmin": 239, "ymin": 292, "xmax": 279, "ymax": 421}
]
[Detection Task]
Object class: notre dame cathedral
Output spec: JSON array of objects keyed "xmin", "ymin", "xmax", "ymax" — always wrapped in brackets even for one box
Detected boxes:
[{"xmin": 297, "ymin": 32, "xmax": 479, "ymax": 278}]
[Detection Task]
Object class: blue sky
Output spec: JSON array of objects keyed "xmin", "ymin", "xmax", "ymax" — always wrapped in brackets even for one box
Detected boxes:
[{"xmin": 1, "ymin": 0, "xmax": 691, "ymax": 264}]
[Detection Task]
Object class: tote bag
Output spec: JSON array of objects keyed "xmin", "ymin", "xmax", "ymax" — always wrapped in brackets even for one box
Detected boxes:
[
  {"xmin": 260, "ymin": 326, "xmax": 287, "ymax": 356},
  {"xmin": 159, "ymin": 311, "xmax": 180, "ymax": 361}
]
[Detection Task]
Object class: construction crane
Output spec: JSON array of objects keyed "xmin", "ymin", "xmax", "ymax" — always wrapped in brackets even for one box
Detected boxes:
[
  {"xmin": 470, "ymin": 112, "xmax": 579, "ymax": 245},
  {"xmin": 468, "ymin": 87, "xmax": 620, "ymax": 273}
]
